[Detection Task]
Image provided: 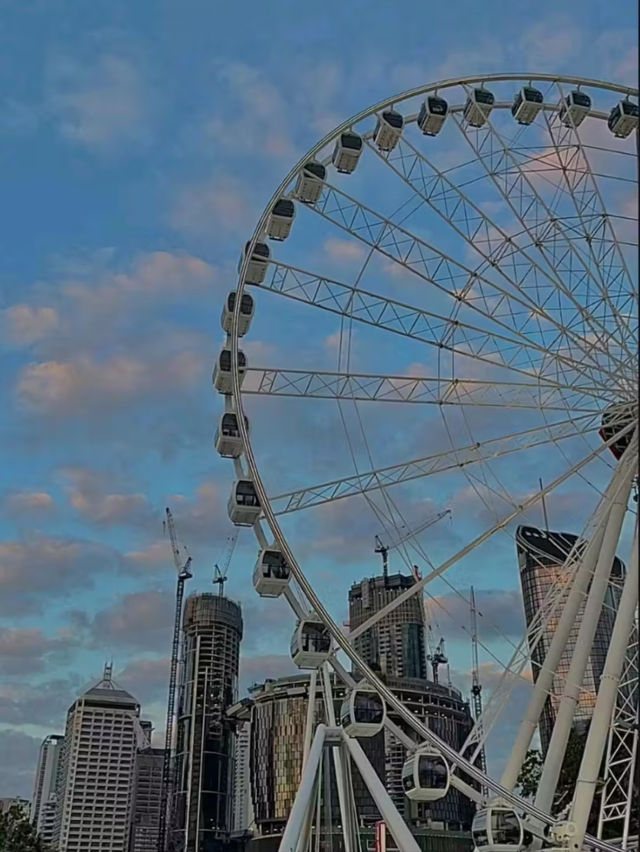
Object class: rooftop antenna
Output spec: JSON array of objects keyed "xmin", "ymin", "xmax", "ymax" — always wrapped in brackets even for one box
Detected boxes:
[{"xmin": 539, "ymin": 477, "xmax": 550, "ymax": 531}]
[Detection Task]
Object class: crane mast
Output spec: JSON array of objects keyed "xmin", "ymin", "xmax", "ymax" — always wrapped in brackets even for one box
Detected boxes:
[
  {"xmin": 469, "ymin": 585, "xmax": 487, "ymax": 775},
  {"xmin": 158, "ymin": 507, "xmax": 192, "ymax": 852}
]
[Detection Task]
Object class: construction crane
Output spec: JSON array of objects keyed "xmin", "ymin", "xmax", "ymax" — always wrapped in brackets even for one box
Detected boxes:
[
  {"xmin": 158, "ymin": 507, "xmax": 192, "ymax": 852},
  {"xmin": 469, "ymin": 586, "xmax": 487, "ymax": 775},
  {"xmin": 374, "ymin": 508, "xmax": 451, "ymax": 585},
  {"xmin": 427, "ymin": 637, "xmax": 448, "ymax": 684},
  {"xmin": 213, "ymin": 531, "xmax": 239, "ymax": 596}
]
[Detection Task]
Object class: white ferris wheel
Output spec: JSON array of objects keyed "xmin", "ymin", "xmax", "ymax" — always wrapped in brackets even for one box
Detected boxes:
[{"xmin": 213, "ymin": 74, "xmax": 639, "ymax": 852}]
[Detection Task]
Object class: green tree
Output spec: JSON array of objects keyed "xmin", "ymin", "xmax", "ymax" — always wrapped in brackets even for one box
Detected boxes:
[{"xmin": 0, "ymin": 805, "xmax": 46, "ymax": 852}]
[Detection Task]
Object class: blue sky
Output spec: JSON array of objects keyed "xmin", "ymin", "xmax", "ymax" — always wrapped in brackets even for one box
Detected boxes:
[{"xmin": 0, "ymin": 0, "xmax": 637, "ymax": 796}]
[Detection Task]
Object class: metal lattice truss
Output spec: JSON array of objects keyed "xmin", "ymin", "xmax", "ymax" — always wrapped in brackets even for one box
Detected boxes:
[
  {"xmin": 264, "ymin": 414, "xmax": 599, "ymax": 515},
  {"xmin": 597, "ymin": 617, "xmax": 639, "ymax": 845}
]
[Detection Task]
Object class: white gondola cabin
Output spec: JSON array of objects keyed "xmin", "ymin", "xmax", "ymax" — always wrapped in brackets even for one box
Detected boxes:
[
  {"xmin": 221, "ymin": 291, "xmax": 255, "ymax": 337},
  {"xmin": 401, "ymin": 747, "xmax": 450, "ymax": 801},
  {"xmin": 559, "ymin": 90, "xmax": 591, "ymax": 128},
  {"xmin": 214, "ymin": 412, "xmax": 249, "ymax": 458},
  {"xmin": 464, "ymin": 88, "xmax": 495, "ymax": 127},
  {"xmin": 511, "ymin": 86, "xmax": 543, "ymax": 125},
  {"xmin": 472, "ymin": 802, "xmax": 529, "ymax": 852},
  {"xmin": 340, "ymin": 686, "xmax": 386, "ymax": 737},
  {"xmin": 294, "ymin": 160, "xmax": 326, "ymax": 204},
  {"xmin": 332, "ymin": 131, "xmax": 364, "ymax": 174},
  {"xmin": 228, "ymin": 479, "xmax": 261, "ymax": 526},
  {"xmin": 608, "ymin": 99, "xmax": 639, "ymax": 138},
  {"xmin": 290, "ymin": 616, "xmax": 331, "ymax": 668},
  {"xmin": 253, "ymin": 546, "xmax": 291, "ymax": 597},
  {"xmin": 373, "ymin": 109, "xmax": 404, "ymax": 151},
  {"xmin": 267, "ymin": 198, "xmax": 296, "ymax": 241},
  {"xmin": 599, "ymin": 402, "xmax": 635, "ymax": 460},
  {"xmin": 238, "ymin": 241, "xmax": 270, "ymax": 285},
  {"xmin": 417, "ymin": 95, "xmax": 449, "ymax": 136},
  {"xmin": 212, "ymin": 349, "xmax": 247, "ymax": 395}
]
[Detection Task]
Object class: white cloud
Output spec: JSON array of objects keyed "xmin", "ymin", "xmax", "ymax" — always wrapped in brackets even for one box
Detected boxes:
[{"xmin": 46, "ymin": 51, "xmax": 154, "ymax": 151}]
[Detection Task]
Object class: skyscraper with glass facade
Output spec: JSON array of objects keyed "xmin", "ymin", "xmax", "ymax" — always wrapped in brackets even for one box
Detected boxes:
[
  {"xmin": 170, "ymin": 592, "xmax": 243, "ymax": 852},
  {"xmin": 31, "ymin": 733, "xmax": 63, "ymax": 845},
  {"xmin": 516, "ymin": 524, "xmax": 623, "ymax": 753}
]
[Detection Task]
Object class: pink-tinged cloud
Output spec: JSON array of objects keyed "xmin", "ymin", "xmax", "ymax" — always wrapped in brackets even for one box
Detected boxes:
[
  {"xmin": 16, "ymin": 349, "xmax": 202, "ymax": 415},
  {"xmin": 0, "ymin": 535, "xmax": 123, "ymax": 615},
  {"xmin": 4, "ymin": 491, "xmax": 55, "ymax": 515},
  {"xmin": 70, "ymin": 589, "xmax": 174, "ymax": 652},
  {"xmin": 2, "ymin": 304, "xmax": 59, "ymax": 345},
  {"xmin": 0, "ymin": 626, "xmax": 78, "ymax": 675},
  {"xmin": 60, "ymin": 466, "xmax": 154, "ymax": 527}
]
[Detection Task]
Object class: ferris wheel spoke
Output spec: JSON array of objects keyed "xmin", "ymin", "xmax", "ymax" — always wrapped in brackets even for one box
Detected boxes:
[
  {"xmin": 452, "ymin": 95, "xmax": 637, "ymax": 367},
  {"xmin": 345, "ymin": 424, "xmax": 632, "ymax": 645},
  {"xmin": 300, "ymin": 178, "xmax": 622, "ymax": 390},
  {"xmin": 254, "ymin": 262, "xmax": 613, "ymax": 392},
  {"xmin": 267, "ymin": 412, "xmax": 600, "ymax": 516},
  {"xmin": 542, "ymin": 81, "xmax": 637, "ymax": 338},
  {"xmin": 243, "ymin": 367, "xmax": 603, "ymax": 412},
  {"xmin": 366, "ymin": 134, "xmax": 630, "ymax": 372}
]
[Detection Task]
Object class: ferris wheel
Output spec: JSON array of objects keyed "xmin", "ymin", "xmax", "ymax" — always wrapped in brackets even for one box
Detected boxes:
[{"xmin": 213, "ymin": 74, "xmax": 638, "ymax": 852}]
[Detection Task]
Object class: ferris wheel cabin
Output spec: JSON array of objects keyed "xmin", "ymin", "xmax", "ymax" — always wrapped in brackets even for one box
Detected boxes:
[
  {"xmin": 472, "ymin": 802, "xmax": 529, "ymax": 852},
  {"xmin": 214, "ymin": 412, "xmax": 249, "ymax": 458},
  {"xmin": 253, "ymin": 546, "xmax": 291, "ymax": 597},
  {"xmin": 238, "ymin": 241, "xmax": 270, "ymax": 285},
  {"xmin": 401, "ymin": 747, "xmax": 450, "ymax": 802},
  {"xmin": 294, "ymin": 160, "xmax": 326, "ymax": 204},
  {"xmin": 599, "ymin": 402, "xmax": 636, "ymax": 459},
  {"xmin": 464, "ymin": 88, "xmax": 495, "ymax": 127},
  {"xmin": 221, "ymin": 291, "xmax": 255, "ymax": 337},
  {"xmin": 417, "ymin": 95, "xmax": 449, "ymax": 136},
  {"xmin": 373, "ymin": 109, "xmax": 404, "ymax": 151},
  {"xmin": 340, "ymin": 685, "xmax": 386, "ymax": 737},
  {"xmin": 267, "ymin": 198, "xmax": 296, "ymax": 241},
  {"xmin": 559, "ymin": 90, "xmax": 591, "ymax": 127},
  {"xmin": 608, "ymin": 99, "xmax": 639, "ymax": 138},
  {"xmin": 332, "ymin": 131, "xmax": 364, "ymax": 173},
  {"xmin": 290, "ymin": 616, "xmax": 331, "ymax": 668},
  {"xmin": 511, "ymin": 86, "xmax": 544, "ymax": 125},
  {"xmin": 213, "ymin": 348, "xmax": 247, "ymax": 395},
  {"xmin": 228, "ymin": 479, "xmax": 262, "ymax": 526}
]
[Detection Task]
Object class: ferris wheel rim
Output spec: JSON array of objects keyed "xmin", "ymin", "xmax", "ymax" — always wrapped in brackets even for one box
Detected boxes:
[{"xmin": 226, "ymin": 72, "xmax": 638, "ymax": 847}]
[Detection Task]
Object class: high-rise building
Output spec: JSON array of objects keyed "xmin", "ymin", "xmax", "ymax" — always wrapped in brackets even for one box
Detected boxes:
[
  {"xmin": 232, "ymin": 721, "xmax": 254, "ymax": 833},
  {"xmin": 53, "ymin": 664, "xmax": 141, "ymax": 852},
  {"xmin": 31, "ymin": 733, "xmax": 63, "ymax": 843},
  {"xmin": 170, "ymin": 592, "xmax": 243, "ymax": 852},
  {"xmin": 348, "ymin": 571, "xmax": 475, "ymax": 830},
  {"xmin": 129, "ymin": 746, "xmax": 165, "ymax": 852},
  {"xmin": 516, "ymin": 525, "xmax": 623, "ymax": 753},
  {"xmin": 348, "ymin": 572, "xmax": 427, "ymax": 680}
]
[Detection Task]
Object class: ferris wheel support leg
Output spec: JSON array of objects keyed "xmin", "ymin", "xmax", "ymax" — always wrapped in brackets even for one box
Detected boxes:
[
  {"xmin": 568, "ymin": 518, "xmax": 639, "ymax": 852},
  {"xmin": 341, "ymin": 733, "xmax": 421, "ymax": 852},
  {"xmin": 534, "ymin": 446, "xmax": 636, "ymax": 816},
  {"xmin": 321, "ymin": 664, "xmax": 355, "ymax": 852},
  {"xmin": 500, "ymin": 450, "xmax": 634, "ymax": 792},
  {"xmin": 279, "ymin": 725, "xmax": 327, "ymax": 852}
]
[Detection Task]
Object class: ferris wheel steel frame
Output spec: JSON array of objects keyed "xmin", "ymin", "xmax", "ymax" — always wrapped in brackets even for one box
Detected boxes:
[{"xmin": 222, "ymin": 73, "xmax": 638, "ymax": 851}]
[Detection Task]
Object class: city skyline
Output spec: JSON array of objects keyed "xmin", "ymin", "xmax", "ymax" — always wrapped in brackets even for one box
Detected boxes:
[{"xmin": 0, "ymin": 0, "xmax": 637, "ymax": 807}]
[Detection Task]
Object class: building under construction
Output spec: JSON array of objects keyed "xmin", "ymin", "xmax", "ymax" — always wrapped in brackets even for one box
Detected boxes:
[
  {"xmin": 348, "ymin": 571, "xmax": 475, "ymax": 830},
  {"xmin": 168, "ymin": 593, "xmax": 243, "ymax": 852}
]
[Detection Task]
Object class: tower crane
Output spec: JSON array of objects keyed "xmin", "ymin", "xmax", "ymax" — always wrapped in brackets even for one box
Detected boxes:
[
  {"xmin": 427, "ymin": 637, "xmax": 448, "ymax": 684},
  {"xmin": 469, "ymin": 586, "xmax": 488, "ymax": 776},
  {"xmin": 158, "ymin": 507, "xmax": 192, "ymax": 852},
  {"xmin": 213, "ymin": 531, "xmax": 239, "ymax": 596},
  {"xmin": 374, "ymin": 508, "xmax": 451, "ymax": 584}
]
